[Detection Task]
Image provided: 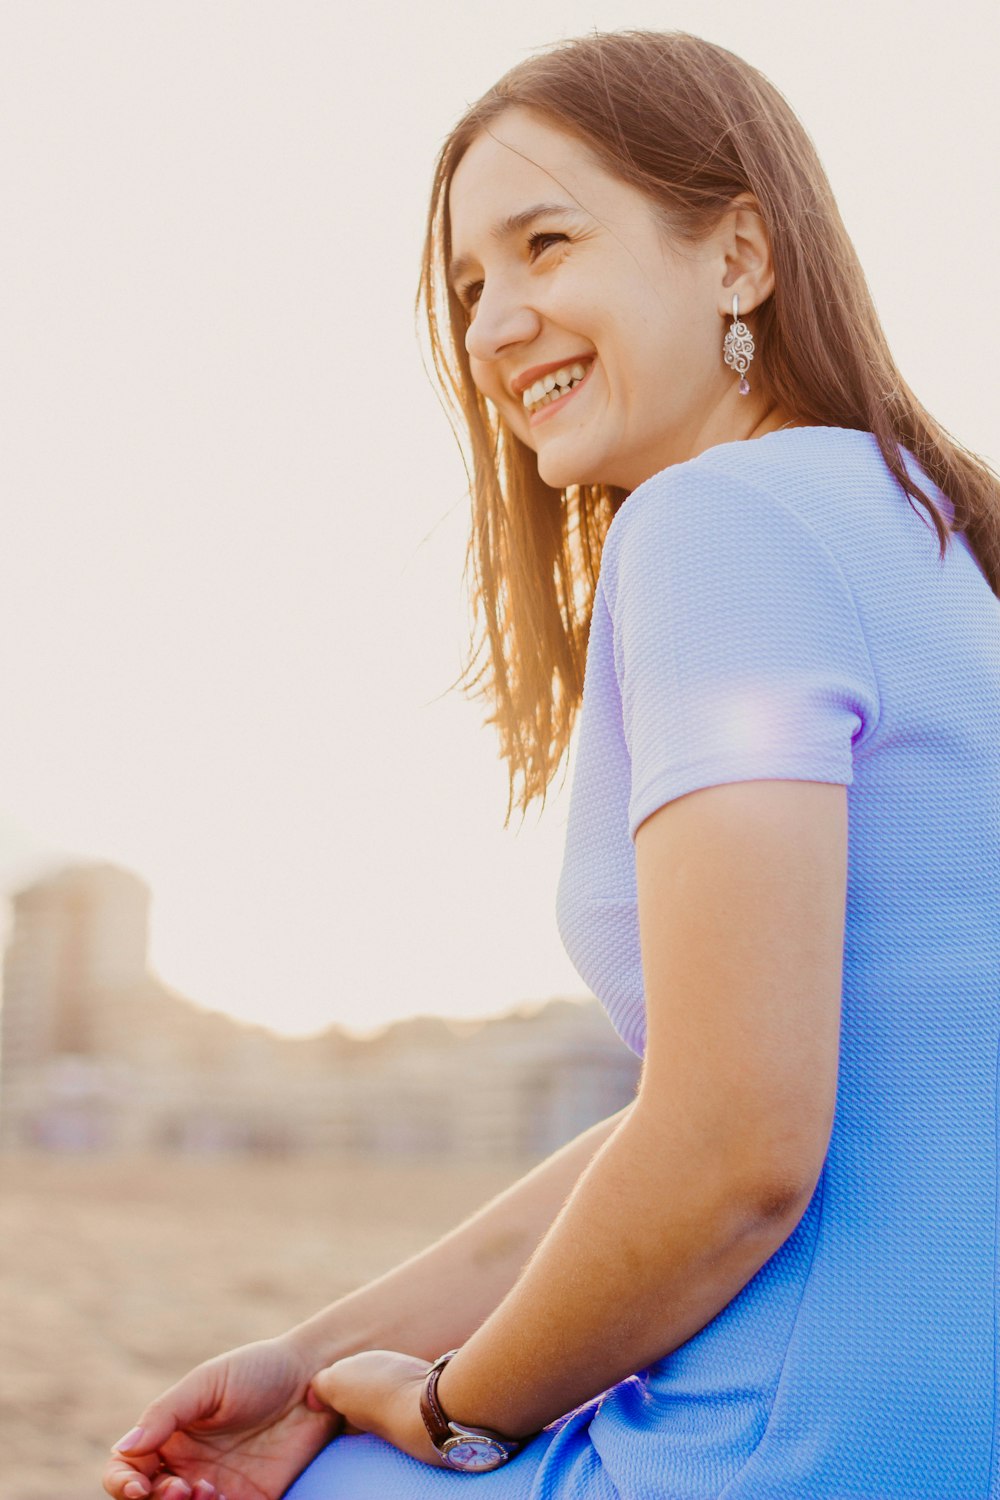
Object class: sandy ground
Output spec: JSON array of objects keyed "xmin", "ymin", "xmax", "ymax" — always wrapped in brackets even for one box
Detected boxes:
[{"xmin": 0, "ymin": 1149, "xmax": 532, "ymax": 1500}]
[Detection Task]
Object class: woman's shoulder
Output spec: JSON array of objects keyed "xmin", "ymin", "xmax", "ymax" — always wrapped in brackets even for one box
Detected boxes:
[
  {"xmin": 613, "ymin": 425, "xmax": 882, "ymax": 521},
  {"xmin": 600, "ymin": 425, "xmax": 931, "ymax": 600}
]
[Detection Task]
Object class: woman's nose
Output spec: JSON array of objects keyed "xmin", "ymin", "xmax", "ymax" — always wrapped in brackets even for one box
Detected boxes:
[{"xmin": 464, "ymin": 283, "xmax": 541, "ymax": 364}]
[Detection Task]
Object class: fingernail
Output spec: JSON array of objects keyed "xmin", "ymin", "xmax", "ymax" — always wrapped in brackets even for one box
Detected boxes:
[
  {"xmin": 124, "ymin": 1485, "xmax": 147, "ymax": 1499},
  {"xmin": 113, "ymin": 1426, "xmax": 144, "ymax": 1452}
]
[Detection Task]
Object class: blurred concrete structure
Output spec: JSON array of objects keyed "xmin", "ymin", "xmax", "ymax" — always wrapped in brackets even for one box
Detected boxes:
[{"xmin": 0, "ymin": 861, "xmax": 639, "ymax": 1158}]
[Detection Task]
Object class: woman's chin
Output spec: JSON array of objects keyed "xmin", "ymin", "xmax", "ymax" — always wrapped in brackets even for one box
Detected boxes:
[{"xmin": 536, "ymin": 450, "xmax": 607, "ymax": 492}]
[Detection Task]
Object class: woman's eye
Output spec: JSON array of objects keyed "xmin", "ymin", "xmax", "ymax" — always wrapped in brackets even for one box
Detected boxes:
[
  {"xmin": 527, "ymin": 231, "xmax": 567, "ymax": 256},
  {"xmin": 457, "ymin": 231, "xmax": 568, "ymax": 312}
]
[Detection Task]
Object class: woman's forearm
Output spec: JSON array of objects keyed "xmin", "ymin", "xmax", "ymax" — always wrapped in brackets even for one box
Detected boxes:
[
  {"xmin": 283, "ymin": 1101, "xmax": 635, "ymax": 1370},
  {"xmin": 434, "ymin": 1102, "xmax": 811, "ymax": 1438}
]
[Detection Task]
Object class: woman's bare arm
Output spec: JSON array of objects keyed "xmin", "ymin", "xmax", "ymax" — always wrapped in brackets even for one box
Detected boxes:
[
  {"xmin": 283, "ymin": 1100, "xmax": 635, "ymax": 1369},
  {"xmin": 417, "ymin": 781, "xmax": 844, "ymax": 1438}
]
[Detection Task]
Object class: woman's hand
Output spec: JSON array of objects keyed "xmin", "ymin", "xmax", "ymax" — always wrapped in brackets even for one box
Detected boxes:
[
  {"xmin": 309, "ymin": 1350, "xmax": 448, "ymax": 1469},
  {"xmin": 101, "ymin": 1334, "xmax": 353, "ymax": 1500}
]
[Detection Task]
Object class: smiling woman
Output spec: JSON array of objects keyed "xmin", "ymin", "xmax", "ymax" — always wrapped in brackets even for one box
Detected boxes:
[
  {"xmin": 443, "ymin": 110, "xmax": 794, "ymax": 497},
  {"xmin": 102, "ymin": 26, "xmax": 1000, "ymax": 1500}
]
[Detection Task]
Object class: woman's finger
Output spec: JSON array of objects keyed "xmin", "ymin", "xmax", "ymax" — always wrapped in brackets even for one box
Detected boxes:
[
  {"xmin": 102, "ymin": 1451, "xmax": 163, "ymax": 1500},
  {"xmin": 150, "ymin": 1477, "xmax": 192, "ymax": 1500},
  {"xmin": 111, "ymin": 1363, "xmax": 225, "ymax": 1464}
]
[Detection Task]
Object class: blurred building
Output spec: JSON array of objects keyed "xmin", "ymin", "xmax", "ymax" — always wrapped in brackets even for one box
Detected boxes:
[{"xmin": 0, "ymin": 861, "xmax": 639, "ymax": 1158}]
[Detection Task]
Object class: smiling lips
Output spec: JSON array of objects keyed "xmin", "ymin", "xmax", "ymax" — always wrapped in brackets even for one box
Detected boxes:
[
  {"xmin": 513, "ymin": 351, "xmax": 594, "ymax": 393},
  {"xmin": 521, "ymin": 356, "xmax": 596, "ymax": 421}
]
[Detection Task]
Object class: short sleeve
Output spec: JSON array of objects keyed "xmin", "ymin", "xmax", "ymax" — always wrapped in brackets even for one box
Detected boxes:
[{"xmin": 599, "ymin": 461, "xmax": 881, "ymax": 842}]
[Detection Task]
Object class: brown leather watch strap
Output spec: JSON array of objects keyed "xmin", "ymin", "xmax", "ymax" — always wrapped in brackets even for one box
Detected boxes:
[{"xmin": 420, "ymin": 1348, "xmax": 460, "ymax": 1446}]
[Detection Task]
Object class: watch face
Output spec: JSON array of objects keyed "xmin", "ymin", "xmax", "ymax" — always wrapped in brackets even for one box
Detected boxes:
[{"xmin": 442, "ymin": 1437, "xmax": 509, "ymax": 1472}]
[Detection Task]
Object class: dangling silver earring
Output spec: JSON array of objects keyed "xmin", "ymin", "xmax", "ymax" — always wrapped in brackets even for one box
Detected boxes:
[{"xmin": 722, "ymin": 292, "xmax": 754, "ymax": 396}]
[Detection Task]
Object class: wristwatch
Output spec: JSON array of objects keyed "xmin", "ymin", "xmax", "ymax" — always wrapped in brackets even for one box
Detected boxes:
[{"xmin": 419, "ymin": 1348, "xmax": 533, "ymax": 1472}]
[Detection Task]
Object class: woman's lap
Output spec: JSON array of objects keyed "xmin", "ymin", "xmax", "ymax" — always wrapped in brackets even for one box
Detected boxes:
[
  {"xmin": 281, "ymin": 1403, "xmax": 621, "ymax": 1499},
  {"xmin": 281, "ymin": 1430, "xmax": 550, "ymax": 1497}
]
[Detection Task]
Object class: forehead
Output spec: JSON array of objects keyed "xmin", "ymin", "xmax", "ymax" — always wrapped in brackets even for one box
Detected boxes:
[{"xmin": 447, "ymin": 109, "xmax": 619, "ymax": 249}]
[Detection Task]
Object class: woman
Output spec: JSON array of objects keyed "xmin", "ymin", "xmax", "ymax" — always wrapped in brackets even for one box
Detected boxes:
[{"xmin": 102, "ymin": 28, "xmax": 1000, "ymax": 1500}]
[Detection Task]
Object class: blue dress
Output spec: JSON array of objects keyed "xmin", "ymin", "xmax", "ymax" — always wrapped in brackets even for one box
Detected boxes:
[{"xmin": 284, "ymin": 426, "xmax": 1000, "ymax": 1498}]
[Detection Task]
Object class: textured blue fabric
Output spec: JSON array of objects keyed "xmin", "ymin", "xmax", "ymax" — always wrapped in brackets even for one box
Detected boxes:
[{"xmin": 283, "ymin": 426, "xmax": 1000, "ymax": 1497}]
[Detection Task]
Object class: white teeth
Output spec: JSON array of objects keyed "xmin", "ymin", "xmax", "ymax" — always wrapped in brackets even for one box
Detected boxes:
[{"xmin": 521, "ymin": 359, "xmax": 593, "ymax": 412}]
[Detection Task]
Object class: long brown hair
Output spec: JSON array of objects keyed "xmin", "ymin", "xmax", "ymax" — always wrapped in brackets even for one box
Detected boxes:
[{"xmin": 415, "ymin": 28, "xmax": 1000, "ymax": 829}]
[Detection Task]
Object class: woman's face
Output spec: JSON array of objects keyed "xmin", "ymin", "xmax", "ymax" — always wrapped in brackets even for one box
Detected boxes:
[{"xmin": 447, "ymin": 107, "xmax": 778, "ymax": 493}]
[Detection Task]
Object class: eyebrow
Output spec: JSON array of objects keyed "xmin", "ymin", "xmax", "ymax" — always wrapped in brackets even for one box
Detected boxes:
[{"xmin": 448, "ymin": 202, "xmax": 582, "ymax": 289}]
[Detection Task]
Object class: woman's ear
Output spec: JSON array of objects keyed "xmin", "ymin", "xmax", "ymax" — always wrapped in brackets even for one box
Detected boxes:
[{"xmin": 719, "ymin": 193, "xmax": 775, "ymax": 314}]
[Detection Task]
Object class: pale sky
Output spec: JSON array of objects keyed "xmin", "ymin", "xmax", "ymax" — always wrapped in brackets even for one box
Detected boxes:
[{"xmin": 0, "ymin": 0, "xmax": 996, "ymax": 1038}]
